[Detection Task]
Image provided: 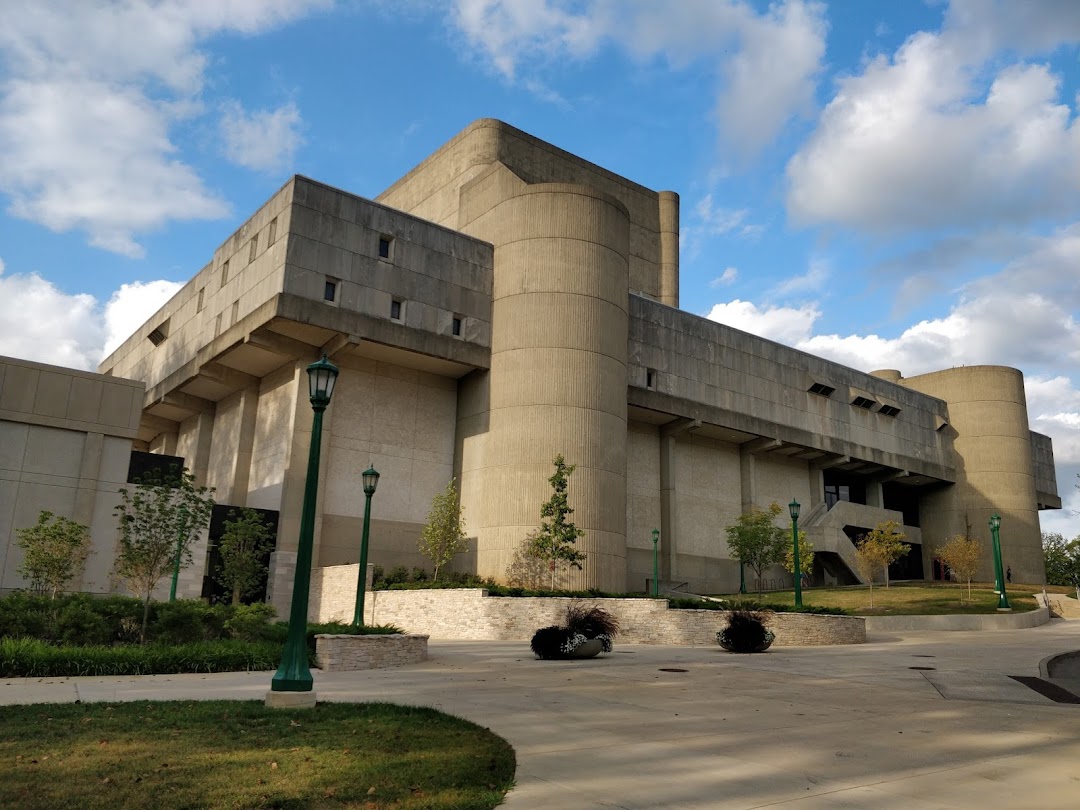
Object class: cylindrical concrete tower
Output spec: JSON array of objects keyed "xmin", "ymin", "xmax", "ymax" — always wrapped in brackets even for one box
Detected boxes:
[
  {"xmin": 659, "ymin": 191, "xmax": 679, "ymax": 308},
  {"xmin": 900, "ymin": 366, "xmax": 1044, "ymax": 583},
  {"xmin": 461, "ymin": 179, "xmax": 631, "ymax": 590}
]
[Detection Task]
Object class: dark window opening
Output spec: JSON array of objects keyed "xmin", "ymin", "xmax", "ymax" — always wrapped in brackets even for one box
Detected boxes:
[
  {"xmin": 879, "ymin": 404, "xmax": 901, "ymax": 417},
  {"xmin": 452, "ymin": 316, "xmax": 462, "ymax": 336},
  {"xmin": 324, "ymin": 280, "xmax": 337, "ymax": 302},
  {"xmin": 646, "ymin": 368, "xmax": 656, "ymax": 389},
  {"xmin": 890, "ymin": 543, "xmax": 924, "ymax": 581},
  {"xmin": 824, "ymin": 469, "xmax": 866, "ymax": 509},
  {"xmin": 378, "ymin": 237, "xmax": 391, "ymax": 259},
  {"xmin": 883, "ymin": 482, "xmax": 921, "ymax": 527},
  {"xmin": 201, "ymin": 505, "xmax": 279, "ymax": 605},
  {"xmin": 127, "ymin": 450, "xmax": 185, "ymax": 485},
  {"xmin": 852, "ymin": 396, "xmax": 876, "ymax": 409},
  {"xmin": 148, "ymin": 327, "xmax": 167, "ymax": 346},
  {"xmin": 808, "ymin": 382, "xmax": 835, "ymax": 397},
  {"xmin": 390, "ymin": 299, "xmax": 402, "ymax": 320}
]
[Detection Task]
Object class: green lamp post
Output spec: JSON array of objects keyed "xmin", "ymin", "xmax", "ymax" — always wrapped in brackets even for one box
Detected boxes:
[
  {"xmin": 789, "ymin": 499, "xmax": 802, "ymax": 609},
  {"xmin": 989, "ymin": 513, "xmax": 1011, "ymax": 611},
  {"xmin": 352, "ymin": 466, "xmax": 381, "ymax": 626},
  {"xmin": 271, "ymin": 355, "xmax": 338, "ymax": 694},
  {"xmin": 651, "ymin": 528, "xmax": 660, "ymax": 597},
  {"xmin": 739, "ymin": 561, "xmax": 747, "ymax": 595}
]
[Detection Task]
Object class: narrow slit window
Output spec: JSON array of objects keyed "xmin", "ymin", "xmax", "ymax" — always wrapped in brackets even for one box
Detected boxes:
[
  {"xmin": 197, "ymin": 287, "xmax": 205, "ymax": 313},
  {"xmin": 268, "ymin": 217, "xmax": 278, "ymax": 245},
  {"xmin": 248, "ymin": 236, "xmax": 258, "ymax": 263},
  {"xmin": 378, "ymin": 236, "xmax": 392, "ymax": 259},
  {"xmin": 324, "ymin": 279, "xmax": 338, "ymax": 302},
  {"xmin": 452, "ymin": 316, "xmax": 462, "ymax": 336},
  {"xmin": 646, "ymin": 368, "xmax": 656, "ymax": 390},
  {"xmin": 231, "ymin": 301, "xmax": 240, "ymax": 326},
  {"xmin": 390, "ymin": 299, "xmax": 402, "ymax": 320},
  {"xmin": 221, "ymin": 259, "xmax": 230, "ymax": 287}
]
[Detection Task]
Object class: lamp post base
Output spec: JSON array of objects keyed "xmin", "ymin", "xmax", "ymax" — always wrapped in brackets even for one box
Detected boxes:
[{"xmin": 265, "ymin": 690, "xmax": 317, "ymax": 709}]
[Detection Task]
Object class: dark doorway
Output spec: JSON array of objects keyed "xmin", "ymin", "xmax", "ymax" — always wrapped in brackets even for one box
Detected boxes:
[{"xmin": 201, "ymin": 505, "xmax": 279, "ymax": 604}]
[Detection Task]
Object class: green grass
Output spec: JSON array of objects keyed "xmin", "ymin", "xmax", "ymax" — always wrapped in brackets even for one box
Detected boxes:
[
  {"xmin": 718, "ymin": 581, "xmax": 1065, "ymax": 615},
  {"xmin": 0, "ymin": 700, "xmax": 516, "ymax": 810}
]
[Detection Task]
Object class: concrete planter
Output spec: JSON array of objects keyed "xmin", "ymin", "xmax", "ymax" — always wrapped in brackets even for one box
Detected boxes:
[{"xmin": 314, "ymin": 633, "xmax": 428, "ymax": 672}]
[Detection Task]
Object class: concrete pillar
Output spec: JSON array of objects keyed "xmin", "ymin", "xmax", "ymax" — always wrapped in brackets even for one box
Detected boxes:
[
  {"xmin": 659, "ymin": 191, "xmax": 680, "ymax": 308},
  {"xmin": 458, "ymin": 169, "xmax": 631, "ymax": 590},
  {"xmin": 230, "ymin": 385, "xmax": 260, "ymax": 507},
  {"xmin": 659, "ymin": 435, "xmax": 677, "ymax": 583}
]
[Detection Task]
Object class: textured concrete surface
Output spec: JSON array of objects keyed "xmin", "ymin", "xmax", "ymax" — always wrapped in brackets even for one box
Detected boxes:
[{"xmin": 3, "ymin": 622, "xmax": 1080, "ymax": 808}]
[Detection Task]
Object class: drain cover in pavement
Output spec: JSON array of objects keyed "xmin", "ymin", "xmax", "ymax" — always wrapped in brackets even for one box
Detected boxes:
[
  {"xmin": 912, "ymin": 655, "xmax": 936, "ymax": 658},
  {"xmin": 659, "ymin": 668, "xmax": 688, "ymax": 673},
  {"xmin": 909, "ymin": 666, "xmax": 936, "ymax": 670}
]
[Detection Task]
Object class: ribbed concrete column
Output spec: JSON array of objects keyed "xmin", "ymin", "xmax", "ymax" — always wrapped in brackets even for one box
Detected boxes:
[
  {"xmin": 901, "ymin": 367, "xmax": 1042, "ymax": 583},
  {"xmin": 659, "ymin": 191, "xmax": 679, "ymax": 308},
  {"xmin": 462, "ymin": 178, "xmax": 631, "ymax": 591}
]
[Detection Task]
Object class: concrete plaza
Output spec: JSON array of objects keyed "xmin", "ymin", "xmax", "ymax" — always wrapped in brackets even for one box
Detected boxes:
[{"xmin": 3, "ymin": 622, "xmax": 1080, "ymax": 809}]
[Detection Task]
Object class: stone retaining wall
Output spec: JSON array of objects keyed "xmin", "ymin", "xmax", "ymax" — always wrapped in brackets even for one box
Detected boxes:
[
  {"xmin": 314, "ymin": 633, "xmax": 429, "ymax": 671},
  {"xmin": 863, "ymin": 606, "xmax": 1050, "ymax": 632},
  {"xmin": 346, "ymin": 588, "xmax": 864, "ymax": 646}
]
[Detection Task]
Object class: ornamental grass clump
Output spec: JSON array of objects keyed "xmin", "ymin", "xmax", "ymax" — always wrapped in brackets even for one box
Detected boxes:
[
  {"xmin": 717, "ymin": 608, "xmax": 774, "ymax": 653},
  {"xmin": 530, "ymin": 604, "xmax": 619, "ymax": 659}
]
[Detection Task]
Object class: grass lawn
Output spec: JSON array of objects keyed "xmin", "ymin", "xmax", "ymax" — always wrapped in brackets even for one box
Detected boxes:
[
  {"xmin": 719, "ymin": 581, "xmax": 1071, "ymax": 615},
  {"xmin": 0, "ymin": 700, "xmax": 515, "ymax": 810}
]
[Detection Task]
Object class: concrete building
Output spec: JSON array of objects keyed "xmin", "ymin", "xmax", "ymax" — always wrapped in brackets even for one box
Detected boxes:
[
  {"xmin": 0, "ymin": 356, "xmax": 144, "ymax": 594},
  {"xmin": 94, "ymin": 119, "xmax": 1059, "ymax": 607}
]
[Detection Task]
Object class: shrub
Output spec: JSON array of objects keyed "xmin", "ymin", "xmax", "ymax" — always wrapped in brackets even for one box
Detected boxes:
[
  {"xmin": 0, "ymin": 592, "xmax": 51, "ymax": 640},
  {"xmin": 0, "ymin": 637, "xmax": 282, "ymax": 678},
  {"xmin": 149, "ymin": 600, "xmax": 229, "ymax": 644},
  {"xmin": 530, "ymin": 626, "xmax": 575, "ymax": 660},
  {"xmin": 53, "ymin": 596, "xmax": 113, "ymax": 646},
  {"xmin": 718, "ymin": 609, "xmax": 774, "ymax": 653},
  {"xmin": 565, "ymin": 605, "xmax": 620, "ymax": 639},
  {"xmin": 385, "ymin": 565, "xmax": 410, "ymax": 585},
  {"xmin": 224, "ymin": 603, "xmax": 277, "ymax": 642}
]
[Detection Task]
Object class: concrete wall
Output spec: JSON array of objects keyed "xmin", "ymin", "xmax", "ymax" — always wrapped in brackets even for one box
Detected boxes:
[
  {"xmin": 327, "ymin": 588, "xmax": 866, "ymax": 646},
  {"xmin": 0, "ymin": 356, "xmax": 142, "ymax": 594},
  {"xmin": 899, "ymin": 367, "xmax": 1045, "ymax": 583}
]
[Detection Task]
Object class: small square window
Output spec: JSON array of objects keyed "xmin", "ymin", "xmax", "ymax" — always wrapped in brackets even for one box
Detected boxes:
[
  {"xmin": 324, "ymin": 279, "xmax": 338, "ymax": 302},
  {"xmin": 390, "ymin": 299, "xmax": 402, "ymax": 321},
  {"xmin": 268, "ymin": 217, "xmax": 278, "ymax": 245},
  {"xmin": 646, "ymin": 368, "xmax": 656, "ymax": 390},
  {"xmin": 248, "ymin": 236, "xmax": 258, "ymax": 263},
  {"xmin": 808, "ymin": 382, "xmax": 835, "ymax": 397},
  {"xmin": 879, "ymin": 404, "xmax": 901, "ymax": 417},
  {"xmin": 378, "ymin": 237, "xmax": 392, "ymax": 259},
  {"xmin": 221, "ymin": 259, "xmax": 230, "ymax": 287},
  {"xmin": 197, "ymin": 287, "xmax": 205, "ymax": 313},
  {"xmin": 452, "ymin": 316, "xmax": 462, "ymax": 337},
  {"xmin": 852, "ymin": 396, "xmax": 876, "ymax": 410}
]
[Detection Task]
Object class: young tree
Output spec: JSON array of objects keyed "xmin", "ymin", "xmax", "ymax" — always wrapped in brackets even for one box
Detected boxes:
[
  {"xmin": 528, "ymin": 454, "xmax": 586, "ymax": 590},
  {"xmin": 725, "ymin": 504, "xmax": 788, "ymax": 597},
  {"xmin": 783, "ymin": 533, "xmax": 815, "ymax": 585},
  {"xmin": 936, "ymin": 534, "xmax": 983, "ymax": 603},
  {"xmin": 852, "ymin": 538, "xmax": 890, "ymax": 608},
  {"xmin": 860, "ymin": 520, "xmax": 910, "ymax": 587},
  {"xmin": 113, "ymin": 465, "xmax": 214, "ymax": 641},
  {"xmin": 1043, "ymin": 532, "xmax": 1079, "ymax": 586},
  {"xmin": 15, "ymin": 511, "xmax": 92, "ymax": 599},
  {"xmin": 418, "ymin": 478, "xmax": 467, "ymax": 581},
  {"xmin": 215, "ymin": 508, "xmax": 276, "ymax": 605}
]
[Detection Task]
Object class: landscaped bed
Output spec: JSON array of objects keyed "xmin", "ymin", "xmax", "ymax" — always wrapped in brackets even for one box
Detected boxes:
[
  {"xmin": 718, "ymin": 582, "xmax": 1067, "ymax": 615},
  {"xmin": 0, "ymin": 700, "xmax": 516, "ymax": 810}
]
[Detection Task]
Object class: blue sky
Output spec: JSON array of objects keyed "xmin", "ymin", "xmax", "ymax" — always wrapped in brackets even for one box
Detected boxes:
[{"xmin": 1, "ymin": 0, "xmax": 1078, "ymax": 536}]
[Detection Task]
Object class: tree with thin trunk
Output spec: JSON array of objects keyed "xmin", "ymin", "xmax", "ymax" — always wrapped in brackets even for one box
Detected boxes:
[
  {"xmin": 215, "ymin": 508, "xmax": 276, "ymax": 605},
  {"xmin": 726, "ymin": 503, "xmax": 789, "ymax": 597},
  {"xmin": 15, "ymin": 510, "xmax": 91, "ymax": 599},
  {"xmin": 783, "ymin": 534, "xmax": 814, "ymax": 583},
  {"xmin": 114, "ymin": 465, "xmax": 214, "ymax": 641},
  {"xmin": 418, "ymin": 478, "xmax": 467, "ymax": 582},
  {"xmin": 528, "ymin": 455, "xmax": 586, "ymax": 590},
  {"xmin": 860, "ymin": 520, "xmax": 910, "ymax": 587},
  {"xmin": 936, "ymin": 534, "xmax": 983, "ymax": 603},
  {"xmin": 852, "ymin": 537, "xmax": 890, "ymax": 608}
]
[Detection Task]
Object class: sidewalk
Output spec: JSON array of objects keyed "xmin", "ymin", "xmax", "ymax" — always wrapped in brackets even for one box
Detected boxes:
[{"xmin": 3, "ymin": 622, "xmax": 1080, "ymax": 809}]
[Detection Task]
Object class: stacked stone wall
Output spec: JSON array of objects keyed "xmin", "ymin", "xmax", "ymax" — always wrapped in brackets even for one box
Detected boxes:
[
  {"xmin": 342, "ymin": 588, "xmax": 864, "ymax": 646},
  {"xmin": 314, "ymin": 634, "xmax": 428, "ymax": 671}
]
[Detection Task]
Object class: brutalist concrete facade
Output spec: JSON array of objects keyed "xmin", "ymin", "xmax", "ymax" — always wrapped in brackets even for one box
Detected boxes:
[{"xmin": 100, "ymin": 119, "xmax": 1059, "ymax": 606}]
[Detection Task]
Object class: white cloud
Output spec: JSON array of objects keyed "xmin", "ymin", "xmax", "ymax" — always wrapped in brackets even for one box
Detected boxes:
[
  {"xmin": 447, "ymin": 0, "xmax": 827, "ymax": 156},
  {"xmin": 787, "ymin": 6, "xmax": 1080, "ymax": 233},
  {"xmin": 709, "ymin": 267, "xmax": 738, "ymax": 288},
  {"xmin": 770, "ymin": 257, "xmax": 828, "ymax": 297},
  {"xmin": 0, "ymin": 1, "xmax": 329, "ymax": 255},
  {"xmin": 0, "ymin": 259, "xmax": 102, "ymax": 370},
  {"xmin": 0, "ymin": 256, "xmax": 181, "ymax": 369},
  {"xmin": 705, "ymin": 299, "xmax": 820, "ymax": 346},
  {"xmin": 103, "ymin": 280, "xmax": 184, "ymax": 358},
  {"xmin": 219, "ymin": 100, "xmax": 303, "ymax": 173}
]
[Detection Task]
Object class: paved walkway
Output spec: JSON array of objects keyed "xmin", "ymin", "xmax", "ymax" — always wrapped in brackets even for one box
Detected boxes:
[{"xmin": 3, "ymin": 622, "xmax": 1080, "ymax": 809}]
